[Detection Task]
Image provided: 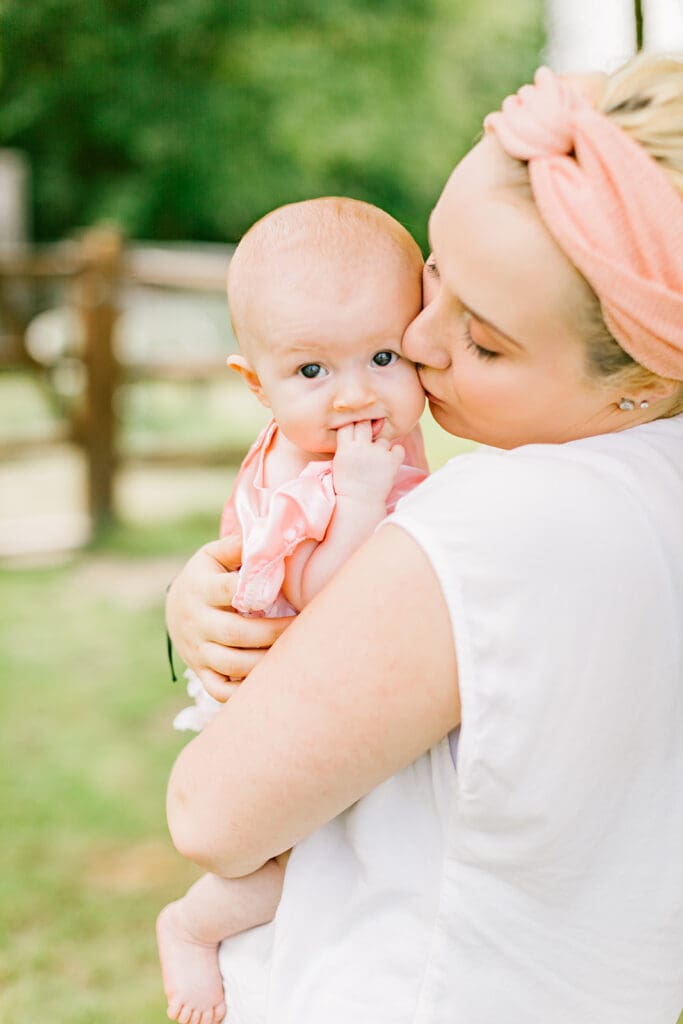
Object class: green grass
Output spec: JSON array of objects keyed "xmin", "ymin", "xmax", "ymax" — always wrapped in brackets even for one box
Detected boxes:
[{"xmin": 0, "ymin": 533, "xmax": 208, "ymax": 1023}]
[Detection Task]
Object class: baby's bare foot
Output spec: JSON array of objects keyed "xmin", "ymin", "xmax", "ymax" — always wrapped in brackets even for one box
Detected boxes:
[{"xmin": 156, "ymin": 901, "xmax": 227, "ymax": 1024}]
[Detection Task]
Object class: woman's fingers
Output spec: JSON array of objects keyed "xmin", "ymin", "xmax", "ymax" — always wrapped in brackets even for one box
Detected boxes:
[
  {"xmin": 197, "ymin": 669, "xmax": 241, "ymax": 704},
  {"xmin": 205, "ymin": 608, "xmax": 295, "ymax": 650},
  {"xmin": 205, "ymin": 571, "xmax": 240, "ymax": 608},
  {"xmin": 202, "ymin": 533, "xmax": 243, "ymax": 572},
  {"xmin": 201, "ymin": 640, "xmax": 269, "ymax": 682},
  {"xmin": 166, "ymin": 530, "xmax": 294, "ymax": 680}
]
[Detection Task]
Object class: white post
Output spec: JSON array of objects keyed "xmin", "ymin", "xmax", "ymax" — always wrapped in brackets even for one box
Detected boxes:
[
  {"xmin": 642, "ymin": 0, "xmax": 683, "ymax": 52},
  {"xmin": 0, "ymin": 149, "xmax": 30, "ymax": 250},
  {"xmin": 544, "ymin": 0, "xmax": 637, "ymax": 72}
]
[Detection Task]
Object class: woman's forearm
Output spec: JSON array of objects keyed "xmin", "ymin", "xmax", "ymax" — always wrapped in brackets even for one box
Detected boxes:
[{"xmin": 166, "ymin": 525, "xmax": 461, "ymax": 877}]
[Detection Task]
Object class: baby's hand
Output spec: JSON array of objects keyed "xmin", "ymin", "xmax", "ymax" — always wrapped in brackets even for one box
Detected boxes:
[{"xmin": 333, "ymin": 421, "xmax": 405, "ymax": 503}]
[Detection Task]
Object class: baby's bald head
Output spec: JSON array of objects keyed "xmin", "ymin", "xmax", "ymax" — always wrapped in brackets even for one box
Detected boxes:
[{"xmin": 227, "ymin": 197, "xmax": 423, "ymax": 360}]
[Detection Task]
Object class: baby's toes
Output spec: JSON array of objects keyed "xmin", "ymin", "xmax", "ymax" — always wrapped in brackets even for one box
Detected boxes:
[
  {"xmin": 167, "ymin": 998, "xmax": 183, "ymax": 1022},
  {"xmin": 211, "ymin": 1000, "xmax": 227, "ymax": 1024}
]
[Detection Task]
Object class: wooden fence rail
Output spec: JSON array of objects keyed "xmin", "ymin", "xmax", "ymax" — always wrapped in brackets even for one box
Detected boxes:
[{"xmin": 0, "ymin": 225, "xmax": 233, "ymax": 536}]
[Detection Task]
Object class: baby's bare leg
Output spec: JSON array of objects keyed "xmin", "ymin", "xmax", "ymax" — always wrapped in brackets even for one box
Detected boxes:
[{"xmin": 157, "ymin": 859, "xmax": 285, "ymax": 1024}]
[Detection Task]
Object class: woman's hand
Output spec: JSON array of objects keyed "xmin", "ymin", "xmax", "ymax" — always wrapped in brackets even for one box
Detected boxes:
[{"xmin": 166, "ymin": 534, "xmax": 295, "ymax": 701}]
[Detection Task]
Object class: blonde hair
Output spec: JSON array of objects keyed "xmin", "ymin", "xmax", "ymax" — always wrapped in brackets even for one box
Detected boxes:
[{"xmin": 581, "ymin": 54, "xmax": 683, "ymax": 414}]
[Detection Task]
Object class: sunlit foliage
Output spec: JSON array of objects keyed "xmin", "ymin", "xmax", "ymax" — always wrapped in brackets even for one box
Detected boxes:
[{"xmin": 0, "ymin": 1, "xmax": 542, "ymax": 247}]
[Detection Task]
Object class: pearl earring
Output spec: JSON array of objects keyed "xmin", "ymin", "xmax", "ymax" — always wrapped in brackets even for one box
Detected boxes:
[
  {"xmin": 618, "ymin": 398, "xmax": 635, "ymax": 411},
  {"xmin": 639, "ymin": 399, "xmax": 649, "ymax": 410}
]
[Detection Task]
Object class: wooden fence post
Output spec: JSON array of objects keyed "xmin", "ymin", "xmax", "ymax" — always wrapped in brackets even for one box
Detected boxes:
[
  {"xmin": 0, "ymin": 149, "xmax": 30, "ymax": 247},
  {"xmin": 76, "ymin": 225, "xmax": 122, "ymax": 533}
]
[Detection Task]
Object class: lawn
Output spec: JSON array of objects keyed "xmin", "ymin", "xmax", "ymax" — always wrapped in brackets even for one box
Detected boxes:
[{"xmin": 0, "ymin": 517, "xmax": 216, "ymax": 1023}]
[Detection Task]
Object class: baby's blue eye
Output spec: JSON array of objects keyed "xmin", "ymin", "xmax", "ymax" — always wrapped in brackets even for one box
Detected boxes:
[
  {"xmin": 299, "ymin": 363, "xmax": 323, "ymax": 379},
  {"xmin": 372, "ymin": 350, "xmax": 397, "ymax": 368}
]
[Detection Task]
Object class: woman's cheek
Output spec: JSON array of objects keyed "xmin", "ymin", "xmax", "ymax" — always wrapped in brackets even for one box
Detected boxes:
[{"xmin": 456, "ymin": 361, "xmax": 505, "ymax": 411}]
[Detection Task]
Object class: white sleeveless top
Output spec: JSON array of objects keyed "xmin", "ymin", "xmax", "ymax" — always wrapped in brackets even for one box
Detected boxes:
[{"xmin": 219, "ymin": 414, "xmax": 683, "ymax": 1023}]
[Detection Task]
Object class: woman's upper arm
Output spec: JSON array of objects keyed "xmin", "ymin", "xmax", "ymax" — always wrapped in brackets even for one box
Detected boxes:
[{"xmin": 167, "ymin": 522, "xmax": 460, "ymax": 877}]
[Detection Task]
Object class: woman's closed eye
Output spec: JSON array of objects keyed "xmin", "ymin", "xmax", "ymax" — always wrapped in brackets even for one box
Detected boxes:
[{"xmin": 464, "ymin": 319, "xmax": 500, "ymax": 361}]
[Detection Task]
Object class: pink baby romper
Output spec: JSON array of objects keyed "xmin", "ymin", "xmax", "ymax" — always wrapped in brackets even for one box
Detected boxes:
[{"xmin": 173, "ymin": 418, "xmax": 428, "ymax": 731}]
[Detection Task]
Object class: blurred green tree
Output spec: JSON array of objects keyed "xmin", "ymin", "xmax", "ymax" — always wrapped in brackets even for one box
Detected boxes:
[{"xmin": 0, "ymin": 0, "xmax": 542, "ymax": 247}]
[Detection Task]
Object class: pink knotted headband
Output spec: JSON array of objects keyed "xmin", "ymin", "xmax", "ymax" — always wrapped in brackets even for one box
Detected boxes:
[{"xmin": 484, "ymin": 67, "xmax": 683, "ymax": 381}]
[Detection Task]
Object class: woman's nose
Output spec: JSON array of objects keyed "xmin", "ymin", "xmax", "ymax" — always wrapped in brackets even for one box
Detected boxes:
[
  {"xmin": 402, "ymin": 303, "xmax": 451, "ymax": 371},
  {"xmin": 332, "ymin": 374, "xmax": 376, "ymax": 412}
]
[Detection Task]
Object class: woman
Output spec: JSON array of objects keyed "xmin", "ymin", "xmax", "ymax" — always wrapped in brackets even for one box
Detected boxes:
[{"xmin": 165, "ymin": 57, "xmax": 683, "ymax": 1023}]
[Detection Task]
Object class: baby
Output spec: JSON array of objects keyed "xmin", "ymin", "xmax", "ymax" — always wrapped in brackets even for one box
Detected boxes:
[{"xmin": 157, "ymin": 196, "xmax": 428, "ymax": 1024}]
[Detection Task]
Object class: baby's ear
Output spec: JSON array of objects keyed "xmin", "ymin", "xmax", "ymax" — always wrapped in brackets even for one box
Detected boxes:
[{"xmin": 226, "ymin": 354, "xmax": 270, "ymax": 407}]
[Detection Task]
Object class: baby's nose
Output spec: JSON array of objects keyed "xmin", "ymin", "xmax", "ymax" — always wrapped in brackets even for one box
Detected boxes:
[{"xmin": 332, "ymin": 375, "xmax": 376, "ymax": 412}]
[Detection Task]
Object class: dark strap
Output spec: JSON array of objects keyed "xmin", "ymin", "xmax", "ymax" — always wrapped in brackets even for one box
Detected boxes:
[{"xmin": 166, "ymin": 629, "xmax": 178, "ymax": 683}]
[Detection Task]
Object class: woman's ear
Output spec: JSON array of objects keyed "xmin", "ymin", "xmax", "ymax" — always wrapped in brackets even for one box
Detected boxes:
[
  {"xmin": 227, "ymin": 354, "xmax": 270, "ymax": 407},
  {"xmin": 640, "ymin": 377, "xmax": 680, "ymax": 406}
]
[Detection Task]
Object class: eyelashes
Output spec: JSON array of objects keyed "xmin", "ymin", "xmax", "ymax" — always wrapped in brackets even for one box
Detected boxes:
[
  {"xmin": 426, "ymin": 257, "xmax": 500, "ymax": 361},
  {"xmin": 464, "ymin": 323, "xmax": 499, "ymax": 361}
]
